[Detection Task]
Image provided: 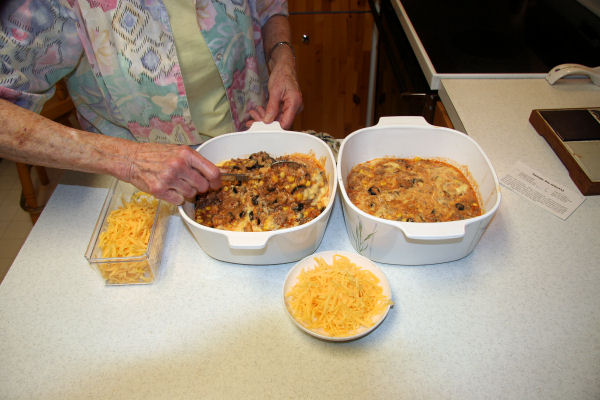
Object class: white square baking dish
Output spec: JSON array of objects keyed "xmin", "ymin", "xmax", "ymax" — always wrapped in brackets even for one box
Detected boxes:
[
  {"xmin": 178, "ymin": 122, "xmax": 338, "ymax": 265},
  {"xmin": 337, "ymin": 116, "xmax": 501, "ymax": 265}
]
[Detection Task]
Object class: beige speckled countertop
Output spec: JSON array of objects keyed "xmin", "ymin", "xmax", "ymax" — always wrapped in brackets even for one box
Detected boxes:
[{"xmin": 1, "ymin": 79, "xmax": 599, "ymax": 400}]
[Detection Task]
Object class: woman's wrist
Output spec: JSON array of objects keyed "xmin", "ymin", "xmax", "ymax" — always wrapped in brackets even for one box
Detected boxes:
[
  {"xmin": 267, "ymin": 41, "xmax": 296, "ymax": 72},
  {"xmin": 267, "ymin": 41, "xmax": 295, "ymax": 64}
]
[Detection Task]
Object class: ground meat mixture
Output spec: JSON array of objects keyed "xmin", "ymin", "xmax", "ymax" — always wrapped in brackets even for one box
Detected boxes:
[
  {"xmin": 195, "ymin": 152, "xmax": 329, "ymax": 231},
  {"xmin": 346, "ymin": 157, "xmax": 482, "ymax": 222}
]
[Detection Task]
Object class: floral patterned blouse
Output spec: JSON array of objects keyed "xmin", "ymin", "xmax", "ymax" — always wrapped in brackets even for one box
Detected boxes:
[{"xmin": 0, "ymin": 0, "xmax": 288, "ymax": 144}]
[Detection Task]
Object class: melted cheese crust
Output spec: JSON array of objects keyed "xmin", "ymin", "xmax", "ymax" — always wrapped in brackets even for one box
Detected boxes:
[
  {"xmin": 347, "ymin": 157, "xmax": 482, "ymax": 222},
  {"xmin": 195, "ymin": 152, "xmax": 329, "ymax": 231}
]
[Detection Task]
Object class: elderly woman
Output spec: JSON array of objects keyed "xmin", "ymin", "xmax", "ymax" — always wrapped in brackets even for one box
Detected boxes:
[{"xmin": 0, "ymin": 0, "xmax": 302, "ymax": 204}]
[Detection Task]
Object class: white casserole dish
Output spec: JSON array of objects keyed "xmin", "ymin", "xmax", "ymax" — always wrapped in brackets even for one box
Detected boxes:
[
  {"xmin": 337, "ymin": 116, "xmax": 501, "ymax": 265},
  {"xmin": 178, "ymin": 122, "xmax": 338, "ymax": 265}
]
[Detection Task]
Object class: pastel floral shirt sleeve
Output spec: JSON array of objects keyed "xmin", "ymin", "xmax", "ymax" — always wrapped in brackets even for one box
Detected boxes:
[
  {"xmin": 0, "ymin": 0, "xmax": 288, "ymax": 144},
  {"xmin": 0, "ymin": 1, "xmax": 83, "ymax": 112}
]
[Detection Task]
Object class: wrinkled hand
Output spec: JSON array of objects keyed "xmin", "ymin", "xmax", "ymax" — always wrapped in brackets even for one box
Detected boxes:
[
  {"xmin": 248, "ymin": 59, "xmax": 303, "ymax": 130},
  {"xmin": 125, "ymin": 143, "xmax": 222, "ymax": 205}
]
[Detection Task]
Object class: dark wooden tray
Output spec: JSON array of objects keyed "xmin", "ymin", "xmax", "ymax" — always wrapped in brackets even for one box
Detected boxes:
[{"xmin": 529, "ymin": 108, "xmax": 600, "ymax": 195}]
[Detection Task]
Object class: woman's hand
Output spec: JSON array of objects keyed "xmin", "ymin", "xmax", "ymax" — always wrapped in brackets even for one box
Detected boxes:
[
  {"xmin": 246, "ymin": 54, "xmax": 303, "ymax": 130},
  {"xmin": 247, "ymin": 106, "xmax": 267, "ymax": 128},
  {"xmin": 125, "ymin": 143, "xmax": 222, "ymax": 205},
  {"xmin": 262, "ymin": 56, "xmax": 303, "ymax": 129}
]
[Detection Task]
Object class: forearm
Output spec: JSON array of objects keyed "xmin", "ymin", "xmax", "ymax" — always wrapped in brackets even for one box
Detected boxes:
[
  {"xmin": 262, "ymin": 14, "xmax": 296, "ymax": 72},
  {"xmin": 0, "ymin": 99, "xmax": 134, "ymax": 180},
  {"xmin": 258, "ymin": 15, "xmax": 303, "ymax": 129}
]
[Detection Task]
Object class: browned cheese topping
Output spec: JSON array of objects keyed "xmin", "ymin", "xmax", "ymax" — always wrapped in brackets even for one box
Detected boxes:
[
  {"xmin": 195, "ymin": 152, "xmax": 329, "ymax": 231},
  {"xmin": 346, "ymin": 157, "xmax": 482, "ymax": 222}
]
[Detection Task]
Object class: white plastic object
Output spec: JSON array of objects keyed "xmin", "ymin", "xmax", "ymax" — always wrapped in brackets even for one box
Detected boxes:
[
  {"xmin": 545, "ymin": 63, "xmax": 600, "ymax": 86},
  {"xmin": 246, "ymin": 121, "xmax": 283, "ymax": 132}
]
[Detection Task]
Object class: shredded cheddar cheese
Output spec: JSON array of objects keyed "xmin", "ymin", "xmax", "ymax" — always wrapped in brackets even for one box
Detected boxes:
[
  {"xmin": 98, "ymin": 192, "xmax": 158, "ymax": 284},
  {"xmin": 285, "ymin": 255, "xmax": 392, "ymax": 337}
]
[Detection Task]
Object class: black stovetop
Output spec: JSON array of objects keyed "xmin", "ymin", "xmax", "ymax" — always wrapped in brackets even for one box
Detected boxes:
[{"xmin": 400, "ymin": 0, "xmax": 600, "ymax": 74}]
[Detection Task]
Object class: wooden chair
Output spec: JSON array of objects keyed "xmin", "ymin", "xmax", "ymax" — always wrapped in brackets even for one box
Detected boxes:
[
  {"xmin": 17, "ymin": 79, "xmax": 77, "ymax": 224},
  {"xmin": 16, "ymin": 164, "xmax": 50, "ymax": 224}
]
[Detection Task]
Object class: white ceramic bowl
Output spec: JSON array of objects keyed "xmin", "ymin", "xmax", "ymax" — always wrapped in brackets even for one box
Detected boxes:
[
  {"xmin": 337, "ymin": 116, "xmax": 501, "ymax": 265},
  {"xmin": 178, "ymin": 122, "xmax": 338, "ymax": 265},
  {"xmin": 283, "ymin": 250, "xmax": 392, "ymax": 341}
]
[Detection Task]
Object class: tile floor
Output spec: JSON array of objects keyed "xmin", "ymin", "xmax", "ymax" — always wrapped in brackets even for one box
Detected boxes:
[{"xmin": 0, "ymin": 159, "xmax": 61, "ymax": 283}]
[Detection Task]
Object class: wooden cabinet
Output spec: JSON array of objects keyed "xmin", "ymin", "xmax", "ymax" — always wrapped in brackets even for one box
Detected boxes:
[
  {"xmin": 433, "ymin": 100, "xmax": 454, "ymax": 128},
  {"xmin": 290, "ymin": 0, "xmax": 369, "ymax": 12},
  {"xmin": 288, "ymin": 1, "xmax": 373, "ymax": 138}
]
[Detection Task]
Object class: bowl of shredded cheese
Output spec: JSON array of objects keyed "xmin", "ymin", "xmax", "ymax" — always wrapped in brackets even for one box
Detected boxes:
[
  {"xmin": 283, "ymin": 250, "xmax": 393, "ymax": 341},
  {"xmin": 85, "ymin": 179, "xmax": 171, "ymax": 285}
]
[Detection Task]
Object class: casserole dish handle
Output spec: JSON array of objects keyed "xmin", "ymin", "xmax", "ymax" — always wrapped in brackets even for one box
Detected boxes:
[
  {"xmin": 225, "ymin": 232, "xmax": 273, "ymax": 250},
  {"xmin": 399, "ymin": 222, "xmax": 466, "ymax": 241},
  {"xmin": 246, "ymin": 121, "xmax": 285, "ymax": 132},
  {"xmin": 376, "ymin": 116, "xmax": 431, "ymax": 127}
]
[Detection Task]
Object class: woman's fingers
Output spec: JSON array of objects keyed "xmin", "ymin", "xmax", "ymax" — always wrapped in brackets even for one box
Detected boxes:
[{"xmin": 126, "ymin": 143, "xmax": 222, "ymax": 204}]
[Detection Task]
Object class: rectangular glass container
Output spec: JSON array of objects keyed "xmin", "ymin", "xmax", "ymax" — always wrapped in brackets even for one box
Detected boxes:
[{"xmin": 85, "ymin": 179, "xmax": 170, "ymax": 285}]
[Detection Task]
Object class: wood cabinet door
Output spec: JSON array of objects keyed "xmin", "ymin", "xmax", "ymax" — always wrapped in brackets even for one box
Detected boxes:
[
  {"xmin": 289, "ymin": 12, "xmax": 373, "ymax": 138},
  {"xmin": 289, "ymin": 0, "xmax": 369, "ymax": 13}
]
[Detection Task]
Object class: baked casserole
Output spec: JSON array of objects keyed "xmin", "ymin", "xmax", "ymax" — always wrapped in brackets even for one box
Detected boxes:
[
  {"xmin": 195, "ymin": 151, "xmax": 329, "ymax": 231},
  {"xmin": 346, "ymin": 157, "xmax": 481, "ymax": 222}
]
